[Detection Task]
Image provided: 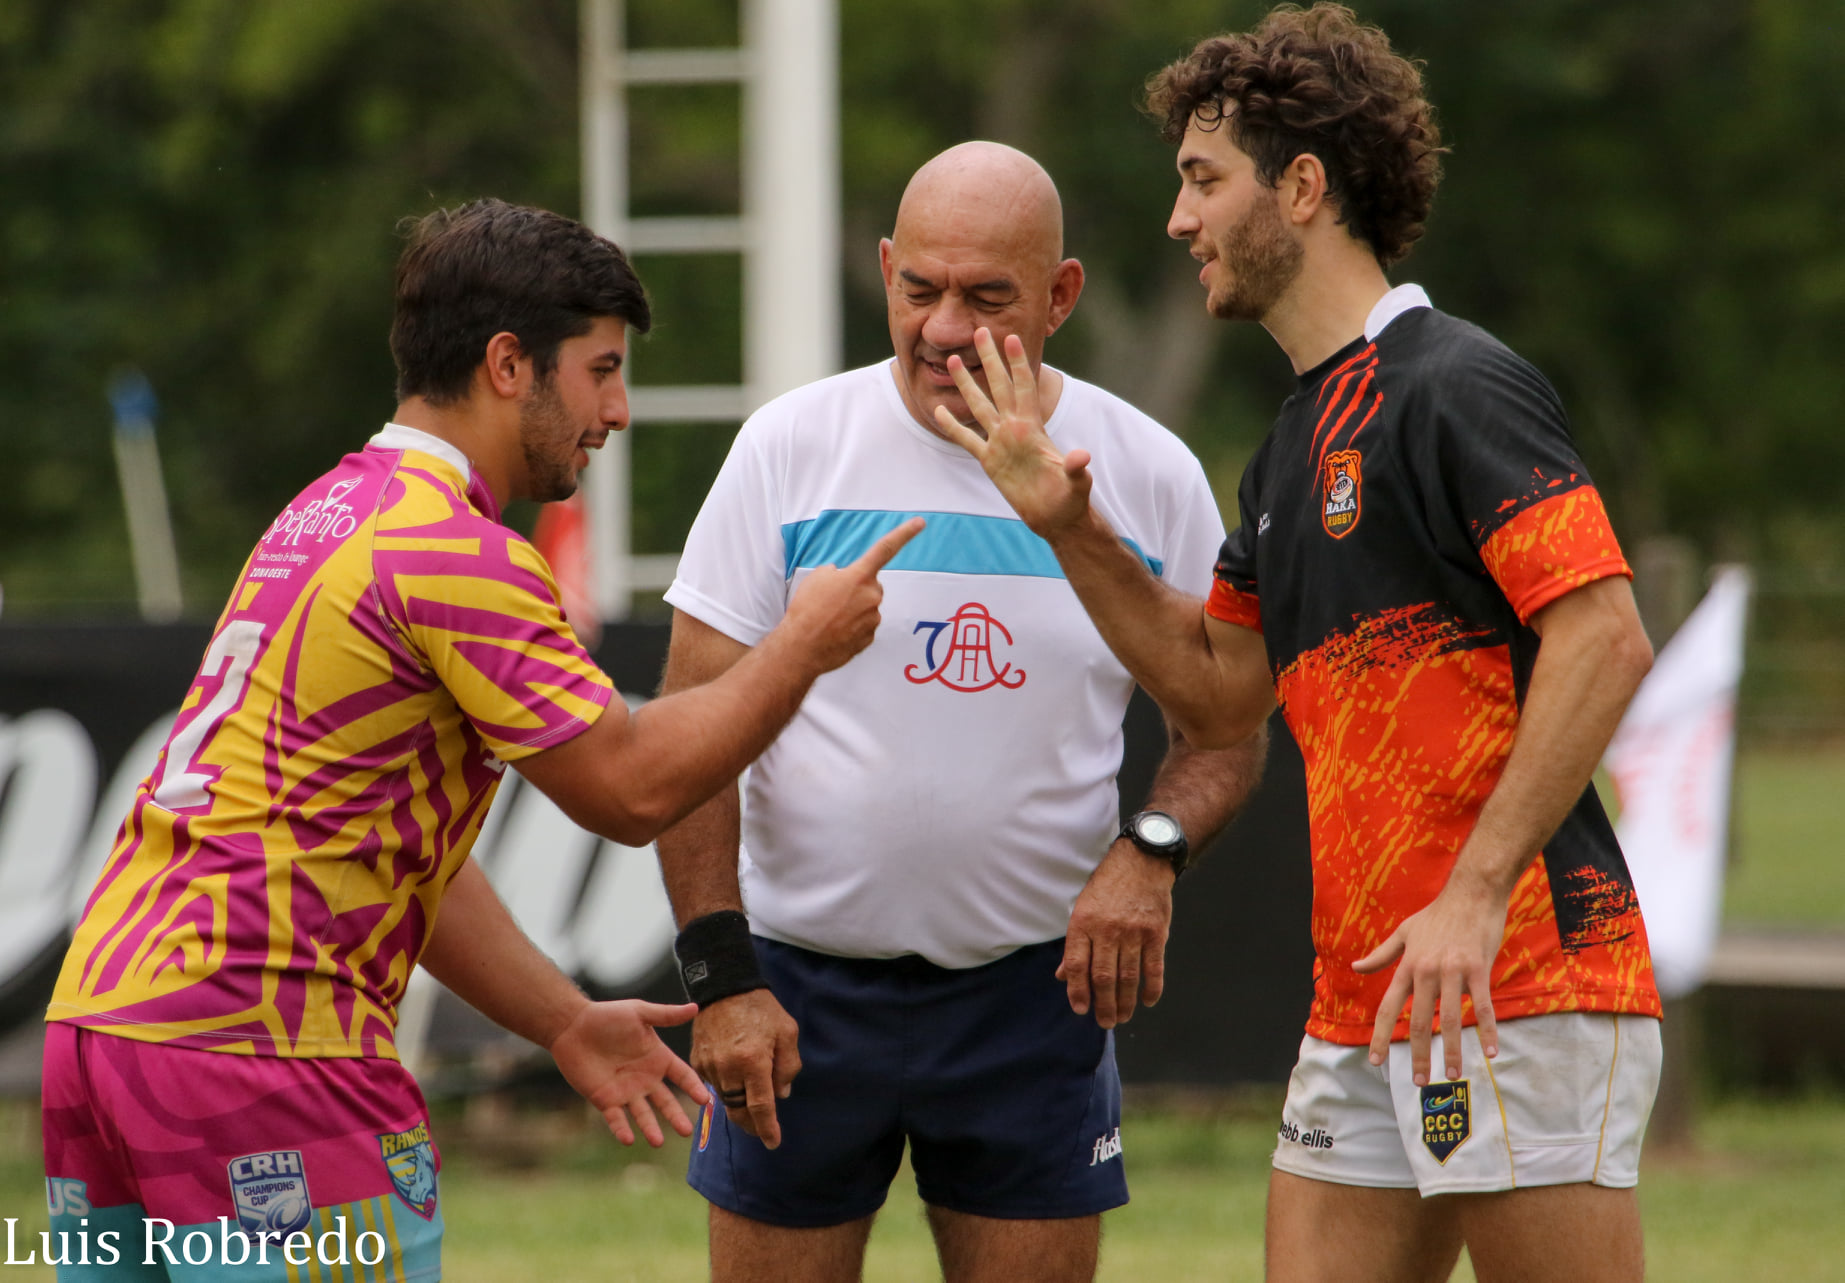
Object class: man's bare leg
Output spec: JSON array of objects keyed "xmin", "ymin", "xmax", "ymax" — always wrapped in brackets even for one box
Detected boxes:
[
  {"xmin": 926, "ymin": 1206, "xmax": 1100, "ymax": 1283},
  {"xmin": 710, "ymin": 1204, "xmax": 876, "ymax": 1283},
  {"xmin": 1266, "ymin": 1171, "xmax": 1463, "ymax": 1283},
  {"xmin": 1457, "ymin": 1184, "xmax": 1642, "ymax": 1283}
]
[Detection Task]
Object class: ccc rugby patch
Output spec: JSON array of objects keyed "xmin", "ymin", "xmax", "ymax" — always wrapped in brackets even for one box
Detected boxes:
[
  {"xmin": 1322, "ymin": 449, "xmax": 1362, "ymax": 539},
  {"xmin": 1419, "ymin": 1081, "xmax": 1471, "ymax": 1164}
]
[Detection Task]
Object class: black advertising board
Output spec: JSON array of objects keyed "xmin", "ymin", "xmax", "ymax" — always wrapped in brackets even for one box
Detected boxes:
[{"xmin": 0, "ymin": 623, "xmax": 1313, "ymax": 1085}]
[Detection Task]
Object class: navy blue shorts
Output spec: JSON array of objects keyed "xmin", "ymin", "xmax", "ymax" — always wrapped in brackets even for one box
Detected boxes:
[{"xmin": 686, "ymin": 936, "xmax": 1127, "ymax": 1227}]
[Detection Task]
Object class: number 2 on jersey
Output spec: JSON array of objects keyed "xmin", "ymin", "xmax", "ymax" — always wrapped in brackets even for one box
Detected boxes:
[{"xmin": 150, "ymin": 618, "xmax": 266, "ymax": 811}]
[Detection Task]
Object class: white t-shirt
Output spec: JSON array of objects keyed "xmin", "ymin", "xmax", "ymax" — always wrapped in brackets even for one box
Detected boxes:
[{"xmin": 665, "ymin": 361, "xmax": 1225, "ymax": 967}]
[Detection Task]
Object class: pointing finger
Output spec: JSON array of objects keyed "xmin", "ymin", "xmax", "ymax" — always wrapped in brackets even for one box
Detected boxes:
[{"xmin": 852, "ymin": 516, "xmax": 926, "ymax": 573}]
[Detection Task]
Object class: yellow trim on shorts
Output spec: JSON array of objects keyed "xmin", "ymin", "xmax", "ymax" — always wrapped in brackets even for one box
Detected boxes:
[
  {"xmin": 1593, "ymin": 1014, "xmax": 1621, "ymax": 1183},
  {"xmin": 380, "ymin": 1193, "xmax": 409, "ymax": 1283},
  {"xmin": 1480, "ymin": 1036, "xmax": 1517, "ymax": 1188}
]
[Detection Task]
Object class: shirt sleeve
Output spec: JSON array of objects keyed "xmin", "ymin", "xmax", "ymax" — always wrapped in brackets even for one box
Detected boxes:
[
  {"xmin": 380, "ymin": 527, "xmax": 615, "ymax": 762},
  {"xmin": 1204, "ymin": 446, "xmax": 1265, "ymax": 632},
  {"xmin": 1430, "ymin": 345, "xmax": 1632, "ymax": 625},
  {"xmin": 663, "ymin": 415, "xmax": 789, "ymax": 646}
]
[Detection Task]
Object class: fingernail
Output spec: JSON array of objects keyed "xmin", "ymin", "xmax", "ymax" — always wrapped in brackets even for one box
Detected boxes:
[
  {"xmin": 1368, "ymin": 1053, "xmax": 1382, "ymax": 1065},
  {"xmin": 1414, "ymin": 1073, "xmax": 1427, "ymax": 1085}
]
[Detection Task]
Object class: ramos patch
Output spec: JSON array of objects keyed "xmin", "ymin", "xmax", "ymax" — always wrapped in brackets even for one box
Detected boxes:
[{"xmin": 379, "ymin": 1121, "xmax": 439, "ymax": 1220}]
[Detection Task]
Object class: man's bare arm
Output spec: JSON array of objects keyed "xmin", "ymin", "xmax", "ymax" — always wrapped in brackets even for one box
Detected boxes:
[
  {"xmin": 420, "ymin": 858, "xmax": 707, "ymax": 1146},
  {"xmin": 1355, "ymin": 575, "xmax": 1654, "ymax": 1083},
  {"xmin": 651, "ymin": 609, "xmax": 803, "ymax": 1150},
  {"xmin": 516, "ymin": 517, "xmax": 922, "ymax": 845},
  {"xmin": 1062, "ymin": 718, "xmax": 1269, "ymax": 1028}
]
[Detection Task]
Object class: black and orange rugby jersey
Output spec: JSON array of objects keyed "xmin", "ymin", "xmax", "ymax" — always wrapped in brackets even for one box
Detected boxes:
[{"xmin": 1206, "ymin": 293, "xmax": 1661, "ymax": 1046}]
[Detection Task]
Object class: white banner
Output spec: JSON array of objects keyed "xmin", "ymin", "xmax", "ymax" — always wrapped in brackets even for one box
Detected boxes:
[{"xmin": 1603, "ymin": 566, "xmax": 1752, "ymax": 999}]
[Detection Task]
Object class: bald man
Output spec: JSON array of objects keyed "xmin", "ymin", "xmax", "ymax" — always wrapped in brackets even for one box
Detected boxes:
[{"xmin": 655, "ymin": 143, "xmax": 1266, "ymax": 1283}]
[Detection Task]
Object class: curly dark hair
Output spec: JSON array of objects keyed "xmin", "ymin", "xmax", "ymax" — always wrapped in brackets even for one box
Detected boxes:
[
  {"xmin": 391, "ymin": 199, "xmax": 652, "ymax": 406},
  {"xmin": 1146, "ymin": 4, "xmax": 1445, "ymax": 266}
]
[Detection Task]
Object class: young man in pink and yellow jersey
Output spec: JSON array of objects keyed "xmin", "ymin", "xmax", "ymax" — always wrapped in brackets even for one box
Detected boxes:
[{"xmin": 41, "ymin": 200, "xmax": 919, "ymax": 1281}]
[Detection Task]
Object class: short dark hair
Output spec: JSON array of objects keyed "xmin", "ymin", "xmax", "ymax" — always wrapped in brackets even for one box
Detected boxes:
[
  {"xmin": 390, "ymin": 199, "xmax": 651, "ymax": 405},
  {"xmin": 1146, "ymin": 4, "xmax": 1445, "ymax": 266}
]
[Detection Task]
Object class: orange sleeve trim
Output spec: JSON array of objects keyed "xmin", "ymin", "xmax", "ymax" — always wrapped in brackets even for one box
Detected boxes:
[
  {"xmin": 1204, "ymin": 580, "xmax": 1262, "ymax": 632},
  {"xmin": 1480, "ymin": 489, "xmax": 1632, "ymax": 625}
]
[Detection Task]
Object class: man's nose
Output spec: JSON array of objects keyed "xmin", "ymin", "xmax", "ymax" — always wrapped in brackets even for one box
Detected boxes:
[
  {"xmin": 920, "ymin": 296, "xmax": 976, "ymax": 352},
  {"xmin": 604, "ymin": 374, "xmax": 631, "ymax": 431},
  {"xmin": 1167, "ymin": 190, "xmax": 1197, "ymax": 241}
]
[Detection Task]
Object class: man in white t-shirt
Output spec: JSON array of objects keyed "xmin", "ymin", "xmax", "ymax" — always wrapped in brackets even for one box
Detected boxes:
[{"xmin": 657, "ymin": 142, "xmax": 1267, "ymax": 1283}]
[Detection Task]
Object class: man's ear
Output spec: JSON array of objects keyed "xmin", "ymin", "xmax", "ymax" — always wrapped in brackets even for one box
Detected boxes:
[
  {"xmin": 1281, "ymin": 152, "xmax": 1330, "ymax": 228},
  {"xmin": 1045, "ymin": 258, "xmax": 1085, "ymax": 336},
  {"xmin": 878, "ymin": 238, "xmax": 897, "ymax": 291},
  {"xmin": 481, "ymin": 331, "xmax": 529, "ymax": 400}
]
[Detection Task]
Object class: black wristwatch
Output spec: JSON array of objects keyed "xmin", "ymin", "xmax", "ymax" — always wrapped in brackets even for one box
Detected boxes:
[{"xmin": 1119, "ymin": 809, "xmax": 1190, "ymax": 877}]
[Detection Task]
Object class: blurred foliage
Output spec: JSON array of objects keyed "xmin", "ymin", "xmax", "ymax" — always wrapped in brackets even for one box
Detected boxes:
[{"xmin": 1, "ymin": 0, "xmax": 1842, "ymax": 617}]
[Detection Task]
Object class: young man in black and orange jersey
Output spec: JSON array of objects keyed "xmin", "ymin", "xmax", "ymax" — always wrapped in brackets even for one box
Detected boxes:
[{"xmin": 934, "ymin": 6, "xmax": 1661, "ymax": 1282}]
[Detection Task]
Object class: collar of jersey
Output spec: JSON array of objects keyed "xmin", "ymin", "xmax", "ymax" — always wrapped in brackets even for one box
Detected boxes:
[
  {"xmin": 1364, "ymin": 283, "xmax": 1431, "ymax": 341},
  {"xmin": 878, "ymin": 358, "xmax": 1073, "ymax": 456},
  {"xmin": 370, "ymin": 422, "xmax": 473, "ymax": 481},
  {"xmin": 368, "ymin": 423, "xmax": 503, "ymax": 523}
]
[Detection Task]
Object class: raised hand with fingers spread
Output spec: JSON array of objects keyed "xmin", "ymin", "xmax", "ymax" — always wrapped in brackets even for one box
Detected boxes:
[{"xmin": 931, "ymin": 328, "xmax": 1094, "ymax": 539}]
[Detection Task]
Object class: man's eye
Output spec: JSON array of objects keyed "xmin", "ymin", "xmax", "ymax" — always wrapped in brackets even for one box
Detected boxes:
[{"xmin": 905, "ymin": 292, "xmax": 937, "ymax": 304}]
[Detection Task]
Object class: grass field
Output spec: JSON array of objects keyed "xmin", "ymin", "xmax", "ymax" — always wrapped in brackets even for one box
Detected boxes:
[
  {"xmin": 4, "ymin": 1092, "xmax": 1843, "ymax": 1281},
  {"xmin": 1724, "ymin": 746, "xmax": 1845, "ymax": 925}
]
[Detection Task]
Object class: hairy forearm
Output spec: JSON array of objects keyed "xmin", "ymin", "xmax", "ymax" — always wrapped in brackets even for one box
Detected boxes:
[
  {"xmin": 654, "ymin": 779, "xmax": 744, "ymax": 928},
  {"xmin": 1141, "ymin": 721, "xmax": 1270, "ymax": 859},
  {"xmin": 651, "ymin": 612, "xmax": 752, "ymax": 927},
  {"xmin": 633, "ymin": 629, "xmax": 816, "ymax": 824},
  {"xmin": 419, "ymin": 858, "xmax": 587, "ymax": 1050},
  {"xmin": 1450, "ymin": 582, "xmax": 1653, "ymax": 897},
  {"xmin": 1049, "ymin": 508, "xmax": 1268, "ymax": 747}
]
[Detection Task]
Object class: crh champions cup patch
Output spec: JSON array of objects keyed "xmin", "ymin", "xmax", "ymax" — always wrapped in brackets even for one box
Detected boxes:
[
  {"xmin": 227, "ymin": 1150, "xmax": 314, "ymax": 1236},
  {"xmin": 1322, "ymin": 450, "xmax": 1362, "ymax": 539},
  {"xmin": 1419, "ymin": 1081, "xmax": 1472, "ymax": 1164},
  {"xmin": 379, "ymin": 1123, "xmax": 439, "ymax": 1220}
]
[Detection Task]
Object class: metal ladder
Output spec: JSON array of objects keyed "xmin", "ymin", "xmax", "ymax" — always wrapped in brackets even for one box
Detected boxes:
[{"xmin": 578, "ymin": 0, "xmax": 840, "ymax": 619}]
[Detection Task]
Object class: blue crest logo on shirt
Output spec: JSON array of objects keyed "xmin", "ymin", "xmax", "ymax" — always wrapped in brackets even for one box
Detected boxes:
[
  {"xmin": 227, "ymin": 1150, "xmax": 314, "ymax": 1235},
  {"xmin": 379, "ymin": 1123, "xmax": 439, "ymax": 1220}
]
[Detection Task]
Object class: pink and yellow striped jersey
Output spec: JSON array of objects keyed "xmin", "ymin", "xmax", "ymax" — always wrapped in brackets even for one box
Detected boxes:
[{"xmin": 48, "ymin": 425, "xmax": 613, "ymax": 1059}]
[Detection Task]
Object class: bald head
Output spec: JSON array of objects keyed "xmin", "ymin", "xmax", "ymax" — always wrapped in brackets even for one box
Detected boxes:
[
  {"xmin": 892, "ymin": 142, "xmax": 1064, "ymax": 268},
  {"xmin": 879, "ymin": 142, "xmax": 1083, "ymax": 434}
]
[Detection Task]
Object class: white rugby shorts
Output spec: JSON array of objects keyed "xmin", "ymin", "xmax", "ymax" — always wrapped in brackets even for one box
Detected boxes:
[{"xmin": 1270, "ymin": 1012, "xmax": 1662, "ymax": 1196}]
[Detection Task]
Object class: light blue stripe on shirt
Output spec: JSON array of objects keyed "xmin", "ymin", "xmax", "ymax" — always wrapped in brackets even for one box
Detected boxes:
[{"xmin": 781, "ymin": 509, "xmax": 1162, "ymax": 580}]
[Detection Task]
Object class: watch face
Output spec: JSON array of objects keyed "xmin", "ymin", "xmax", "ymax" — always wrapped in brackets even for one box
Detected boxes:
[{"xmin": 1137, "ymin": 814, "xmax": 1181, "ymax": 847}]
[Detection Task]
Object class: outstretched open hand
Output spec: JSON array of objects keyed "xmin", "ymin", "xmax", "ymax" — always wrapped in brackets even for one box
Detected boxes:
[
  {"xmin": 548, "ymin": 999, "xmax": 710, "ymax": 1146},
  {"xmin": 932, "ymin": 327, "xmax": 1093, "ymax": 538}
]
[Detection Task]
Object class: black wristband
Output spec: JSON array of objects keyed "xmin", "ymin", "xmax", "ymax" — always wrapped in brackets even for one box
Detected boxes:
[{"xmin": 674, "ymin": 910, "xmax": 769, "ymax": 1008}]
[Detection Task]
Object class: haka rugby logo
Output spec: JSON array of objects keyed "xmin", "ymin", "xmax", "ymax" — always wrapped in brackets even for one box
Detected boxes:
[
  {"xmin": 905, "ymin": 603, "xmax": 1026, "ymax": 692},
  {"xmin": 1322, "ymin": 449, "xmax": 1362, "ymax": 539}
]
